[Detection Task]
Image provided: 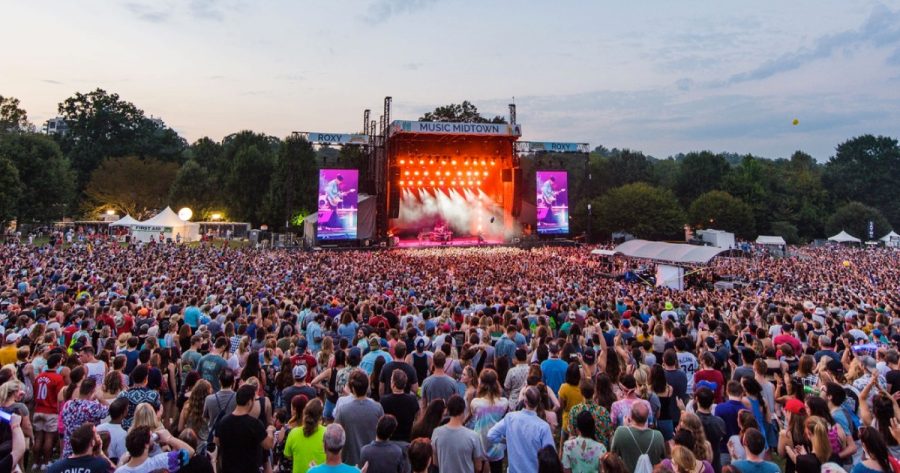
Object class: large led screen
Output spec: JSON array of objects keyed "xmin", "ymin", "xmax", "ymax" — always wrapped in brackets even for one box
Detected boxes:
[
  {"xmin": 536, "ymin": 170, "xmax": 569, "ymax": 235},
  {"xmin": 316, "ymin": 169, "xmax": 358, "ymax": 240}
]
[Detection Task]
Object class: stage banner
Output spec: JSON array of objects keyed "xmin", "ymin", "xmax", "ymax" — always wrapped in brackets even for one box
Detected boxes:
[
  {"xmin": 317, "ymin": 169, "xmax": 359, "ymax": 240},
  {"xmin": 516, "ymin": 141, "xmax": 590, "ymax": 153},
  {"xmin": 536, "ymin": 170, "xmax": 569, "ymax": 235},
  {"xmin": 306, "ymin": 133, "xmax": 369, "ymax": 145},
  {"xmin": 389, "ymin": 120, "xmax": 522, "ymax": 137}
]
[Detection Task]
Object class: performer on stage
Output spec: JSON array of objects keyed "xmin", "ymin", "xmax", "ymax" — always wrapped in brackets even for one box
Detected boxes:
[
  {"xmin": 540, "ymin": 176, "xmax": 559, "ymax": 224},
  {"xmin": 323, "ymin": 174, "xmax": 346, "ymax": 229}
]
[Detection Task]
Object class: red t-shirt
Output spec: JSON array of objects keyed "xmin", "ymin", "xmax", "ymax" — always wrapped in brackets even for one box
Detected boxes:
[
  {"xmin": 33, "ymin": 370, "xmax": 65, "ymax": 414},
  {"xmin": 773, "ymin": 334, "xmax": 802, "ymax": 356},
  {"xmin": 62, "ymin": 325, "xmax": 78, "ymax": 348},
  {"xmin": 694, "ymin": 369, "xmax": 726, "ymax": 403}
]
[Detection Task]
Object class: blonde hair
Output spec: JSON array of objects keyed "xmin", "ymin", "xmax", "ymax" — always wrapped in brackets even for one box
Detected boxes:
[
  {"xmin": 0, "ymin": 380, "xmax": 24, "ymax": 402},
  {"xmin": 679, "ymin": 412, "xmax": 710, "ymax": 462},
  {"xmin": 130, "ymin": 402, "xmax": 162, "ymax": 432},
  {"xmin": 806, "ymin": 416, "xmax": 832, "ymax": 463},
  {"xmin": 672, "ymin": 445, "xmax": 697, "ymax": 473}
]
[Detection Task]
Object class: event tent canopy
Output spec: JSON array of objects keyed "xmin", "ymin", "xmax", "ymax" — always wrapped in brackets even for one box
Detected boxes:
[
  {"xmin": 611, "ymin": 239, "xmax": 732, "ymax": 265},
  {"xmin": 755, "ymin": 235, "xmax": 786, "ymax": 246},
  {"xmin": 109, "ymin": 214, "xmax": 141, "ymax": 227},
  {"xmin": 141, "ymin": 207, "xmax": 185, "ymax": 227},
  {"xmin": 880, "ymin": 230, "xmax": 899, "ymax": 242},
  {"xmin": 827, "ymin": 231, "xmax": 861, "ymax": 243}
]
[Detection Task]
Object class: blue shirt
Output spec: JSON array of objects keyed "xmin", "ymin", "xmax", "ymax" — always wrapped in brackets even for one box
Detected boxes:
[
  {"xmin": 714, "ymin": 400, "xmax": 745, "ymax": 440},
  {"xmin": 540, "ymin": 358, "xmax": 568, "ymax": 394},
  {"xmin": 487, "ymin": 409, "xmax": 554, "ymax": 473},
  {"xmin": 360, "ymin": 350, "xmax": 393, "ymax": 375},
  {"xmin": 308, "ymin": 464, "xmax": 361, "ymax": 473},
  {"xmin": 183, "ymin": 306, "xmax": 201, "ymax": 329},
  {"xmin": 337, "ymin": 322, "xmax": 357, "ymax": 341},
  {"xmin": 306, "ymin": 321, "xmax": 323, "ymax": 352},
  {"xmin": 732, "ymin": 460, "xmax": 780, "ymax": 473},
  {"xmin": 495, "ymin": 336, "xmax": 517, "ymax": 361}
]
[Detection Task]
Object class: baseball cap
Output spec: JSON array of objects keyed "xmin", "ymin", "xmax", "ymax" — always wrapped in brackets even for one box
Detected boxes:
[
  {"xmin": 296, "ymin": 338, "xmax": 308, "ymax": 352},
  {"xmin": 368, "ymin": 334, "xmax": 381, "ymax": 349},
  {"xmin": 292, "ymin": 364, "xmax": 307, "ymax": 380},
  {"xmin": 696, "ymin": 380, "xmax": 718, "ymax": 392},
  {"xmin": 826, "ymin": 359, "xmax": 845, "ymax": 376}
]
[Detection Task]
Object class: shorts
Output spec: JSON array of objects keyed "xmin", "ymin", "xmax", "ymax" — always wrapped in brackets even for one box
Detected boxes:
[{"xmin": 33, "ymin": 413, "xmax": 59, "ymax": 433}]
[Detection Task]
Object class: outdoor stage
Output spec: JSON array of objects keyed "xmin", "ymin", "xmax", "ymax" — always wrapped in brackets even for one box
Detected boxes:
[{"xmin": 395, "ymin": 236, "xmax": 505, "ymax": 248}]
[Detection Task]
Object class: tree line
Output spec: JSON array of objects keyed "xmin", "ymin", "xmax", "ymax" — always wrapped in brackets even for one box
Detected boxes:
[{"xmin": 0, "ymin": 92, "xmax": 896, "ymax": 242}]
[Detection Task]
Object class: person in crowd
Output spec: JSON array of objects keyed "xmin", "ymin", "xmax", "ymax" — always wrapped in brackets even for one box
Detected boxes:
[
  {"xmin": 359, "ymin": 414, "xmax": 406, "ymax": 473},
  {"xmin": 732, "ymin": 428, "xmax": 780, "ymax": 473},
  {"xmin": 284, "ymin": 398, "xmax": 327, "ymax": 473},
  {"xmin": 117, "ymin": 365, "xmax": 161, "ymax": 430},
  {"xmin": 379, "ymin": 370, "xmax": 419, "ymax": 442},
  {"xmin": 47, "ymin": 423, "xmax": 112, "ymax": 473},
  {"xmin": 562, "ymin": 410, "xmax": 606, "ymax": 473},
  {"xmin": 432, "ymin": 394, "xmax": 484, "ymax": 473},
  {"xmin": 215, "ymin": 384, "xmax": 276, "ymax": 473},
  {"xmin": 406, "ymin": 438, "xmax": 432, "ymax": 473},
  {"xmin": 116, "ymin": 425, "xmax": 194, "ymax": 473},
  {"xmin": 488, "ymin": 386, "xmax": 554, "ymax": 473},
  {"xmin": 97, "ymin": 397, "xmax": 130, "ymax": 464},
  {"xmin": 610, "ymin": 401, "xmax": 666, "ymax": 472},
  {"xmin": 308, "ymin": 424, "xmax": 362, "ymax": 473},
  {"xmin": 335, "ymin": 370, "xmax": 383, "ymax": 467}
]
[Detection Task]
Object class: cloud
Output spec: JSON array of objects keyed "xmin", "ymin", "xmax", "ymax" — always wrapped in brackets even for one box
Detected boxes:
[
  {"xmin": 189, "ymin": 0, "xmax": 225, "ymax": 21},
  {"xmin": 42, "ymin": 79, "xmax": 63, "ymax": 85},
  {"xmin": 122, "ymin": 2, "xmax": 172, "ymax": 23},
  {"xmin": 402, "ymin": 63, "xmax": 423, "ymax": 71},
  {"xmin": 363, "ymin": 0, "xmax": 438, "ymax": 25},
  {"xmin": 724, "ymin": 4, "xmax": 900, "ymax": 85}
]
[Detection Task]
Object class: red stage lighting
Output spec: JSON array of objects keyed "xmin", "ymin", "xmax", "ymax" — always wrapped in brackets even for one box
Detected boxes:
[
  {"xmin": 419, "ymin": 159, "xmax": 424, "ymax": 165},
  {"xmin": 451, "ymin": 159, "xmax": 457, "ymax": 165},
  {"xmin": 468, "ymin": 180, "xmax": 474, "ymax": 186},
  {"xmin": 404, "ymin": 171, "xmax": 410, "ymax": 176},
  {"xmin": 399, "ymin": 180, "xmax": 404, "ymax": 186},
  {"xmin": 451, "ymin": 180, "xmax": 457, "ymax": 186},
  {"xmin": 456, "ymin": 171, "xmax": 462, "ymax": 177},
  {"xmin": 466, "ymin": 171, "xmax": 472, "ymax": 177},
  {"xmin": 481, "ymin": 160, "xmax": 487, "ymax": 166},
  {"xmin": 417, "ymin": 180, "xmax": 423, "ymax": 186},
  {"xmin": 430, "ymin": 180, "xmax": 435, "ymax": 186},
  {"xmin": 414, "ymin": 171, "xmax": 420, "ymax": 176},
  {"xmin": 424, "ymin": 171, "xmax": 429, "ymax": 176},
  {"xmin": 399, "ymin": 159, "xmax": 406, "ymax": 165}
]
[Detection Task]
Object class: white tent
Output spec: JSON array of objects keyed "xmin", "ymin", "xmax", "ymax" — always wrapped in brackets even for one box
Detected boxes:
[
  {"xmin": 881, "ymin": 230, "xmax": 900, "ymax": 248},
  {"xmin": 696, "ymin": 229, "xmax": 735, "ymax": 249},
  {"xmin": 755, "ymin": 235, "xmax": 786, "ymax": 246},
  {"xmin": 612, "ymin": 239, "xmax": 732, "ymax": 265},
  {"xmin": 827, "ymin": 230, "xmax": 861, "ymax": 244},
  {"xmin": 109, "ymin": 214, "xmax": 141, "ymax": 227},
  {"xmin": 131, "ymin": 207, "xmax": 200, "ymax": 243}
]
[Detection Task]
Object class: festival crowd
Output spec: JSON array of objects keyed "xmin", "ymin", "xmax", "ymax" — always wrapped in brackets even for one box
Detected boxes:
[{"xmin": 0, "ymin": 235, "xmax": 898, "ymax": 473}]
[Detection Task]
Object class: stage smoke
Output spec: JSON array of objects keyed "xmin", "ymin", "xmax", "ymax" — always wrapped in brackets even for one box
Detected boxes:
[{"xmin": 395, "ymin": 188, "xmax": 520, "ymax": 241}]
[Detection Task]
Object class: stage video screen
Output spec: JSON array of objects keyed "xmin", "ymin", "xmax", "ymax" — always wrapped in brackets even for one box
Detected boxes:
[
  {"xmin": 317, "ymin": 169, "xmax": 358, "ymax": 240},
  {"xmin": 536, "ymin": 170, "xmax": 569, "ymax": 235}
]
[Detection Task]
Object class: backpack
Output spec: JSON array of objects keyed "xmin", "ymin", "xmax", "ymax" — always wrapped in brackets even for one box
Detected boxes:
[
  {"xmin": 205, "ymin": 392, "xmax": 235, "ymax": 452},
  {"xmin": 842, "ymin": 406, "xmax": 861, "ymax": 441},
  {"xmin": 627, "ymin": 427, "xmax": 657, "ymax": 473}
]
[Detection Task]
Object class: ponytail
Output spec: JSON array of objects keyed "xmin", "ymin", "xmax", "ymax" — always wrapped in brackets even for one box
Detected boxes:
[{"xmin": 806, "ymin": 416, "xmax": 832, "ymax": 463}]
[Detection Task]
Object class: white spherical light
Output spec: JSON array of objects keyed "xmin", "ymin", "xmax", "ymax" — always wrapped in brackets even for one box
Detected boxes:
[{"xmin": 177, "ymin": 207, "xmax": 193, "ymax": 221}]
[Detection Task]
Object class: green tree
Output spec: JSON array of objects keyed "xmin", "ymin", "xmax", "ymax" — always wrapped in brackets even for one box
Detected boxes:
[
  {"xmin": 590, "ymin": 149, "xmax": 656, "ymax": 198},
  {"xmin": 221, "ymin": 132, "xmax": 279, "ymax": 225},
  {"xmin": 653, "ymin": 158, "xmax": 680, "ymax": 191},
  {"xmin": 721, "ymin": 155, "xmax": 779, "ymax": 235},
  {"xmin": 770, "ymin": 221, "xmax": 801, "ymax": 245},
  {"xmin": 0, "ymin": 95, "xmax": 31, "ymax": 132},
  {"xmin": 779, "ymin": 151, "xmax": 829, "ymax": 240},
  {"xmin": 420, "ymin": 101, "xmax": 506, "ymax": 123},
  {"xmin": 264, "ymin": 135, "xmax": 318, "ymax": 228},
  {"xmin": 168, "ymin": 160, "xmax": 220, "ymax": 219},
  {"xmin": 824, "ymin": 135, "xmax": 900, "ymax": 228},
  {"xmin": 675, "ymin": 151, "xmax": 731, "ymax": 204},
  {"xmin": 0, "ymin": 157, "xmax": 22, "ymax": 226},
  {"xmin": 57, "ymin": 88, "xmax": 186, "ymax": 187},
  {"xmin": 594, "ymin": 183, "xmax": 685, "ymax": 240},
  {"xmin": 825, "ymin": 202, "xmax": 891, "ymax": 241},
  {"xmin": 84, "ymin": 156, "xmax": 178, "ymax": 218},
  {"xmin": 688, "ymin": 190, "xmax": 755, "ymax": 238},
  {"xmin": 0, "ymin": 133, "xmax": 75, "ymax": 223}
]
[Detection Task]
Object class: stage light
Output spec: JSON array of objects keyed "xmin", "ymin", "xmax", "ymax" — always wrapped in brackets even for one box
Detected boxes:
[
  {"xmin": 451, "ymin": 180, "xmax": 457, "ymax": 186},
  {"xmin": 404, "ymin": 171, "xmax": 410, "ymax": 176},
  {"xmin": 417, "ymin": 180, "xmax": 423, "ymax": 186},
  {"xmin": 419, "ymin": 159, "xmax": 424, "ymax": 165},
  {"xmin": 178, "ymin": 207, "xmax": 193, "ymax": 221},
  {"xmin": 424, "ymin": 171, "xmax": 429, "ymax": 176},
  {"xmin": 474, "ymin": 171, "xmax": 480, "ymax": 176},
  {"xmin": 456, "ymin": 171, "xmax": 462, "ymax": 176},
  {"xmin": 464, "ymin": 159, "xmax": 470, "ymax": 166},
  {"xmin": 399, "ymin": 180, "xmax": 405, "ymax": 186},
  {"xmin": 452, "ymin": 160, "xmax": 457, "ymax": 165},
  {"xmin": 414, "ymin": 170, "xmax": 420, "ymax": 176},
  {"xmin": 468, "ymin": 181, "xmax": 474, "ymax": 186},
  {"xmin": 439, "ymin": 180, "xmax": 444, "ymax": 186},
  {"xmin": 482, "ymin": 171, "xmax": 488, "ymax": 177},
  {"xmin": 481, "ymin": 160, "xmax": 487, "ymax": 166},
  {"xmin": 466, "ymin": 171, "xmax": 472, "ymax": 177},
  {"xmin": 429, "ymin": 159, "xmax": 434, "ymax": 165},
  {"xmin": 430, "ymin": 180, "xmax": 435, "ymax": 186},
  {"xmin": 399, "ymin": 159, "xmax": 406, "ymax": 165}
]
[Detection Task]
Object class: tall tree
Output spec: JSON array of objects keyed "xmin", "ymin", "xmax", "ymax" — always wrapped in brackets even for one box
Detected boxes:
[
  {"xmin": 0, "ymin": 95, "xmax": 31, "ymax": 132},
  {"xmin": 825, "ymin": 202, "xmax": 891, "ymax": 240},
  {"xmin": 221, "ymin": 131, "xmax": 279, "ymax": 224},
  {"xmin": 56, "ymin": 88, "xmax": 186, "ymax": 187},
  {"xmin": 0, "ymin": 133, "xmax": 75, "ymax": 223},
  {"xmin": 594, "ymin": 183, "xmax": 685, "ymax": 240},
  {"xmin": 84, "ymin": 156, "xmax": 178, "ymax": 218},
  {"xmin": 824, "ymin": 135, "xmax": 900, "ymax": 228},
  {"xmin": 419, "ymin": 101, "xmax": 506, "ymax": 123},
  {"xmin": 675, "ymin": 151, "xmax": 731, "ymax": 204},
  {"xmin": 168, "ymin": 160, "xmax": 220, "ymax": 219},
  {"xmin": 688, "ymin": 190, "xmax": 755, "ymax": 238},
  {"xmin": 0, "ymin": 157, "xmax": 22, "ymax": 226},
  {"xmin": 264, "ymin": 135, "xmax": 319, "ymax": 228}
]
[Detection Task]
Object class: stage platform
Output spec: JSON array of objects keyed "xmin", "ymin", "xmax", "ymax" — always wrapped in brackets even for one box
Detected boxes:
[{"xmin": 395, "ymin": 237, "xmax": 505, "ymax": 248}]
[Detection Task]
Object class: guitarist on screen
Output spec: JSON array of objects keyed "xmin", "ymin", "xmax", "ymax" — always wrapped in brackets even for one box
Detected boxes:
[
  {"xmin": 539, "ymin": 176, "xmax": 565, "ymax": 224},
  {"xmin": 323, "ymin": 174, "xmax": 355, "ymax": 230}
]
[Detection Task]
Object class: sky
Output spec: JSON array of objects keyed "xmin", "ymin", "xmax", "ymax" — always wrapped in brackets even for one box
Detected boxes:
[{"xmin": 4, "ymin": 0, "xmax": 900, "ymax": 161}]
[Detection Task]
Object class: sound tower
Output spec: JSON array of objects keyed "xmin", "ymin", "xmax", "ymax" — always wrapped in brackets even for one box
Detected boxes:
[{"xmin": 388, "ymin": 166, "xmax": 400, "ymax": 218}]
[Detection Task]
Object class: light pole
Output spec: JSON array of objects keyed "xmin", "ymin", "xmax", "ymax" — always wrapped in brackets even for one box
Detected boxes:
[{"xmin": 587, "ymin": 203, "xmax": 592, "ymax": 243}]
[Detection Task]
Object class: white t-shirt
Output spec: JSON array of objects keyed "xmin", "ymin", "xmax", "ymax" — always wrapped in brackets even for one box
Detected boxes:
[
  {"xmin": 97, "ymin": 422, "xmax": 127, "ymax": 461},
  {"xmin": 85, "ymin": 360, "xmax": 107, "ymax": 385},
  {"xmin": 676, "ymin": 352, "xmax": 698, "ymax": 395}
]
